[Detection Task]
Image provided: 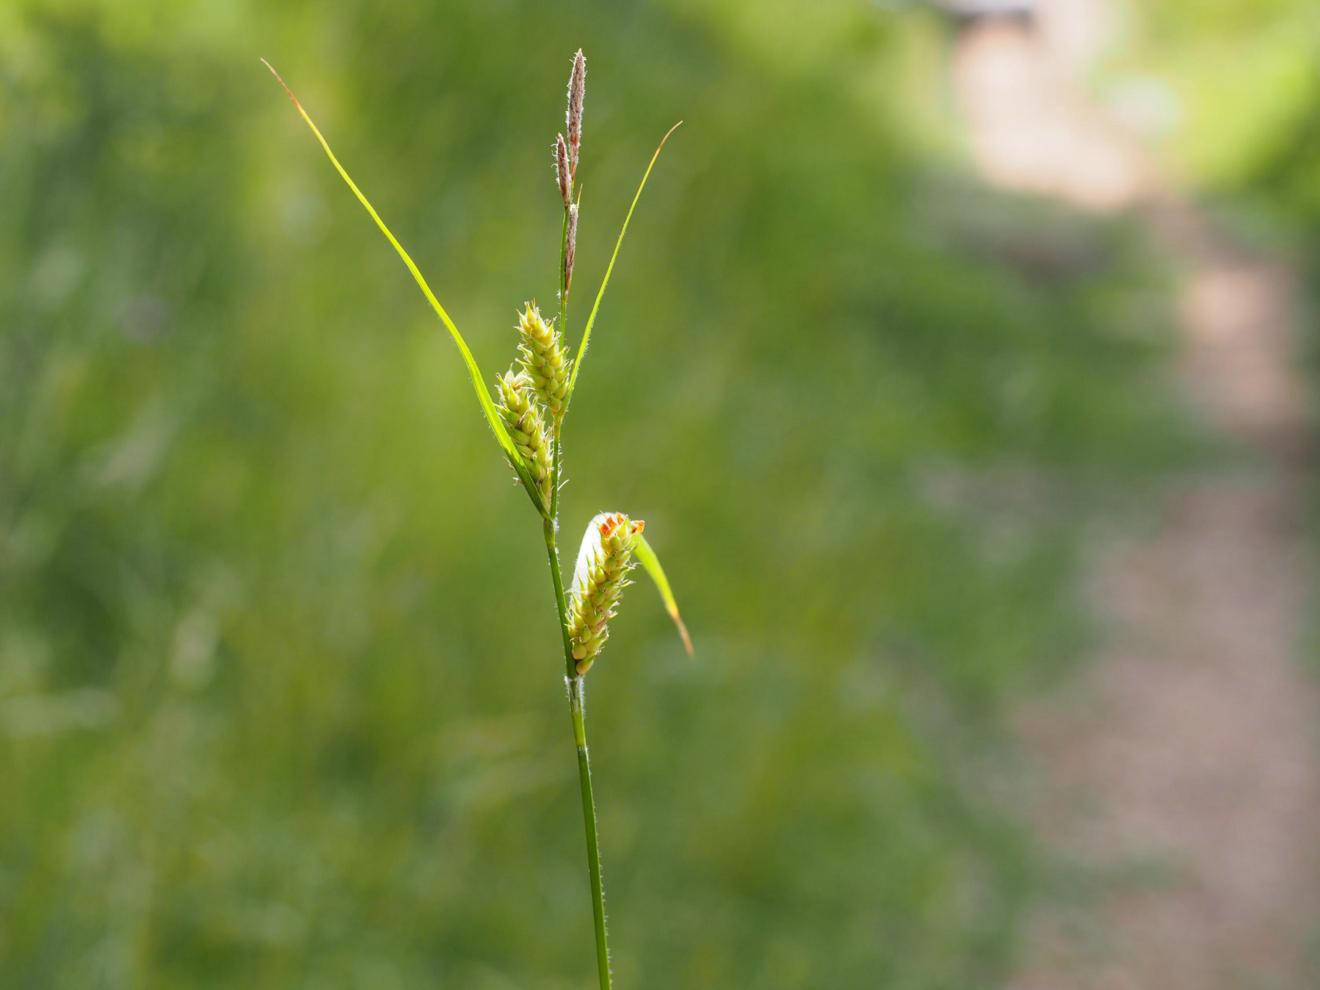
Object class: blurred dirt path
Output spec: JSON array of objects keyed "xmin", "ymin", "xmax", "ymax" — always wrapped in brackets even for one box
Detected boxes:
[{"xmin": 950, "ymin": 3, "xmax": 1319, "ymax": 987}]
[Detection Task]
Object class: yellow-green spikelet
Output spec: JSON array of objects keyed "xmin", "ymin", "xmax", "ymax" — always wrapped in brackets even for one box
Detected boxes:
[
  {"xmin": 568, "ymin": 513, "xmax": 644, "ymax": 674},
  {"xmin": 516, "ymin": 303, "xmax": 570, "ymax": 424},
  {"xmin": 495, "ymin": 369, "xmax": 553, "ymax": 507}
]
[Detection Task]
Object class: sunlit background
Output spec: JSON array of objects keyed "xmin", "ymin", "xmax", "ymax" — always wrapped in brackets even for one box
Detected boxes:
[{"xmin": 3, "ymin": 1, "xmax": 1318, "ymax": 987}]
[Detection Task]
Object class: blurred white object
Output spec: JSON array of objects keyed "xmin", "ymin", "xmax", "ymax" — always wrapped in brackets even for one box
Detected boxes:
[
  {"xmin": 1106, "ymin": 76, "xmax": 1182, "ymax": 138},
  {"xmin": 929, "ymin": 0, "xmax": 1037, "ymax": 19},
  {"xmin": 949, "ymin": 2, "xmax": 1149, "ymax": 209}
]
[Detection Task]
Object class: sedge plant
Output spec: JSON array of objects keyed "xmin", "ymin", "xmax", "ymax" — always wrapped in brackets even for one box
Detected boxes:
[{"xmin": 264, "ymin": 51, "xmax": 690, "ymax": 988}]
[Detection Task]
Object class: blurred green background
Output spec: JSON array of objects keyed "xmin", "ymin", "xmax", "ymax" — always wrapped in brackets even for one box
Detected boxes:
[{"xmin": 1, "ymin": 1, "xmax": 1313, "ymax": 987}]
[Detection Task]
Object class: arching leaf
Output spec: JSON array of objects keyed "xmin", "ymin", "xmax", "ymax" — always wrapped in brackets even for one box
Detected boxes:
[
  {"xmin": 564, "ymin": 122, "xmax": 682, "ymax": 413},
  {"xmin": 634, "ymin": 533, "xmax": 693, "ymax": 656},
  {"xmin": 263, "ymin": 60, "xmax": 545, "ymax": 514}
]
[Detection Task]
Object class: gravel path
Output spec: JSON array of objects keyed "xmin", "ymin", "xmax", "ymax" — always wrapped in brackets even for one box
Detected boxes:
[{"xmin": 951, "ymin": 5, "xmax": 1320, "ymax": 987}]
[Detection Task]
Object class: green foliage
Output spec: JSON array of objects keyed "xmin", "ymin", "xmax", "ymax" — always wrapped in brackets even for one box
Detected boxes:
[
  {"xmin": 1125, "ymin": 1, "xmax": 1320, "ymax": 187},
  {"xmin": 0, "ymin": 2, "xmax": 1188, "ymax": 987}
]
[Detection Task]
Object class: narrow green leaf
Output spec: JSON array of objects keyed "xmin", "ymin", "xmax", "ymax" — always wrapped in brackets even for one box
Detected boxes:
[
  {"xmin": 564, "ymin": 121, "xmax": 682, "ymax": 412},
  {"xmin": 634, "ymin": 533, "xmax": 693, "ymax": 656},
  {"xmin": 263, "ymin": 60, "xmax": 545, "ymax": 514}
]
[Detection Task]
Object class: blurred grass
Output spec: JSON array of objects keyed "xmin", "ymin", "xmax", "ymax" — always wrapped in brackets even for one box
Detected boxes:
[{"xmin": 1, "ymin": 2, "xmax": 1195, "ymax": 987}]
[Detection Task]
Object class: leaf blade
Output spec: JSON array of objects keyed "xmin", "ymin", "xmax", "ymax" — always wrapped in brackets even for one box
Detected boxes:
[
  {"xmin": 263, "ymin": 60, "xmax": 545, "ymax": 513},
  {"xmin": 634, "ymin": 533, "xmax": 693, "ymax": 656},
  {"xmin": 564, "ymin": 121, "xmax": 682, "ymax": 411}
]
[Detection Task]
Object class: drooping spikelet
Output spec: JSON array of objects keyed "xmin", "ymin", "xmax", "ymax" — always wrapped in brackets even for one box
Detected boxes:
[
  {"xmin": 516, "ymin": 303, "xmax": 570, "ymax": 424},
  {"xmin": 495, "ymin": 369, "xmax": 553, "ymax": 507},
  {"xmin": 566, "ymin": 49, "xmax": 586, "ymax": 180},
  {"xmin": 567, "ymin": 512, "xmax": 645, "ymax": 674}
]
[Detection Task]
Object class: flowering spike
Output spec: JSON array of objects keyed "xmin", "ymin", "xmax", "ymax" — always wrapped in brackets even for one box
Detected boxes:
[
  {"xmin": 564, "ymin": 202, "xmax": 579, "ymax": 298},
  {"xmin": 566, "ymin": 49, "xmax": 586, "ymax": 181},
  {"xmin": 494, "ymin": 369, "xmax": 553, "ymax": 507},
  {"xmin": 554, "ymin": 133, "xmax": 572, "ymax": 209},
  {"xmin": 516, "ymin": 303, "xmax": 570, "ymax": 425},
  {"xmin": 568, "ymin": 512, "xmax": 645, "ymax": 674}
]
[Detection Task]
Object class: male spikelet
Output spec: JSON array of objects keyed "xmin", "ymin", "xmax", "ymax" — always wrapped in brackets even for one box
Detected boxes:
[
  {"xmin": 516, "ymin": 303, "xmax": 570, "ymax": 425},
  {"xmin": 568, "ymin": 512, "xmax": 645, "ymax": 674},
  {"xmin": 495, "ymin": 369, "xmax": 553, "ymax": 506},
  {"xmin": 566, "ymin": 49, "xmax": 586, "ymax": 181},
  {"xmin": 564, "ymin": 202, "xmax": 579, "ymax": 297},
  {"xmin": 554, "ymin": 133, "xmax": 572, "ymax": 209}
]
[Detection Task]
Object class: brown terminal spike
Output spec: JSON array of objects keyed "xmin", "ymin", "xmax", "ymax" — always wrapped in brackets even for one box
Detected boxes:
[{"xmin": 566, "ymin": 49, "xmax": 586, "ymax": 180}]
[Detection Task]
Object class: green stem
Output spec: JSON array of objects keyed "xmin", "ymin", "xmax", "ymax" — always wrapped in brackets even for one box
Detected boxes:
[
  {"xmin": 543, "ymin": 454, "xmax": 611, "ymax": 989},
  {"xmin": 569, "ymin": 673, "xmax": 610, "ymax": 988},
  {"xmin": 544, "ymin": 512, "xmax": 573, "ymax": 668}
]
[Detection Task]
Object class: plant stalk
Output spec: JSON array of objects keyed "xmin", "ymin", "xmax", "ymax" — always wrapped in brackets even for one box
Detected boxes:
[
  {"xmin": 545, "ymin": 198, "xmax": 611, "ymax": 988},
  {"xmin": 569, "ymin": 673, "xmax": 610, "ymax": 988},
  {"xmin": 543, "ymin": 509, "xmax": 613, "ymax": 990}
]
